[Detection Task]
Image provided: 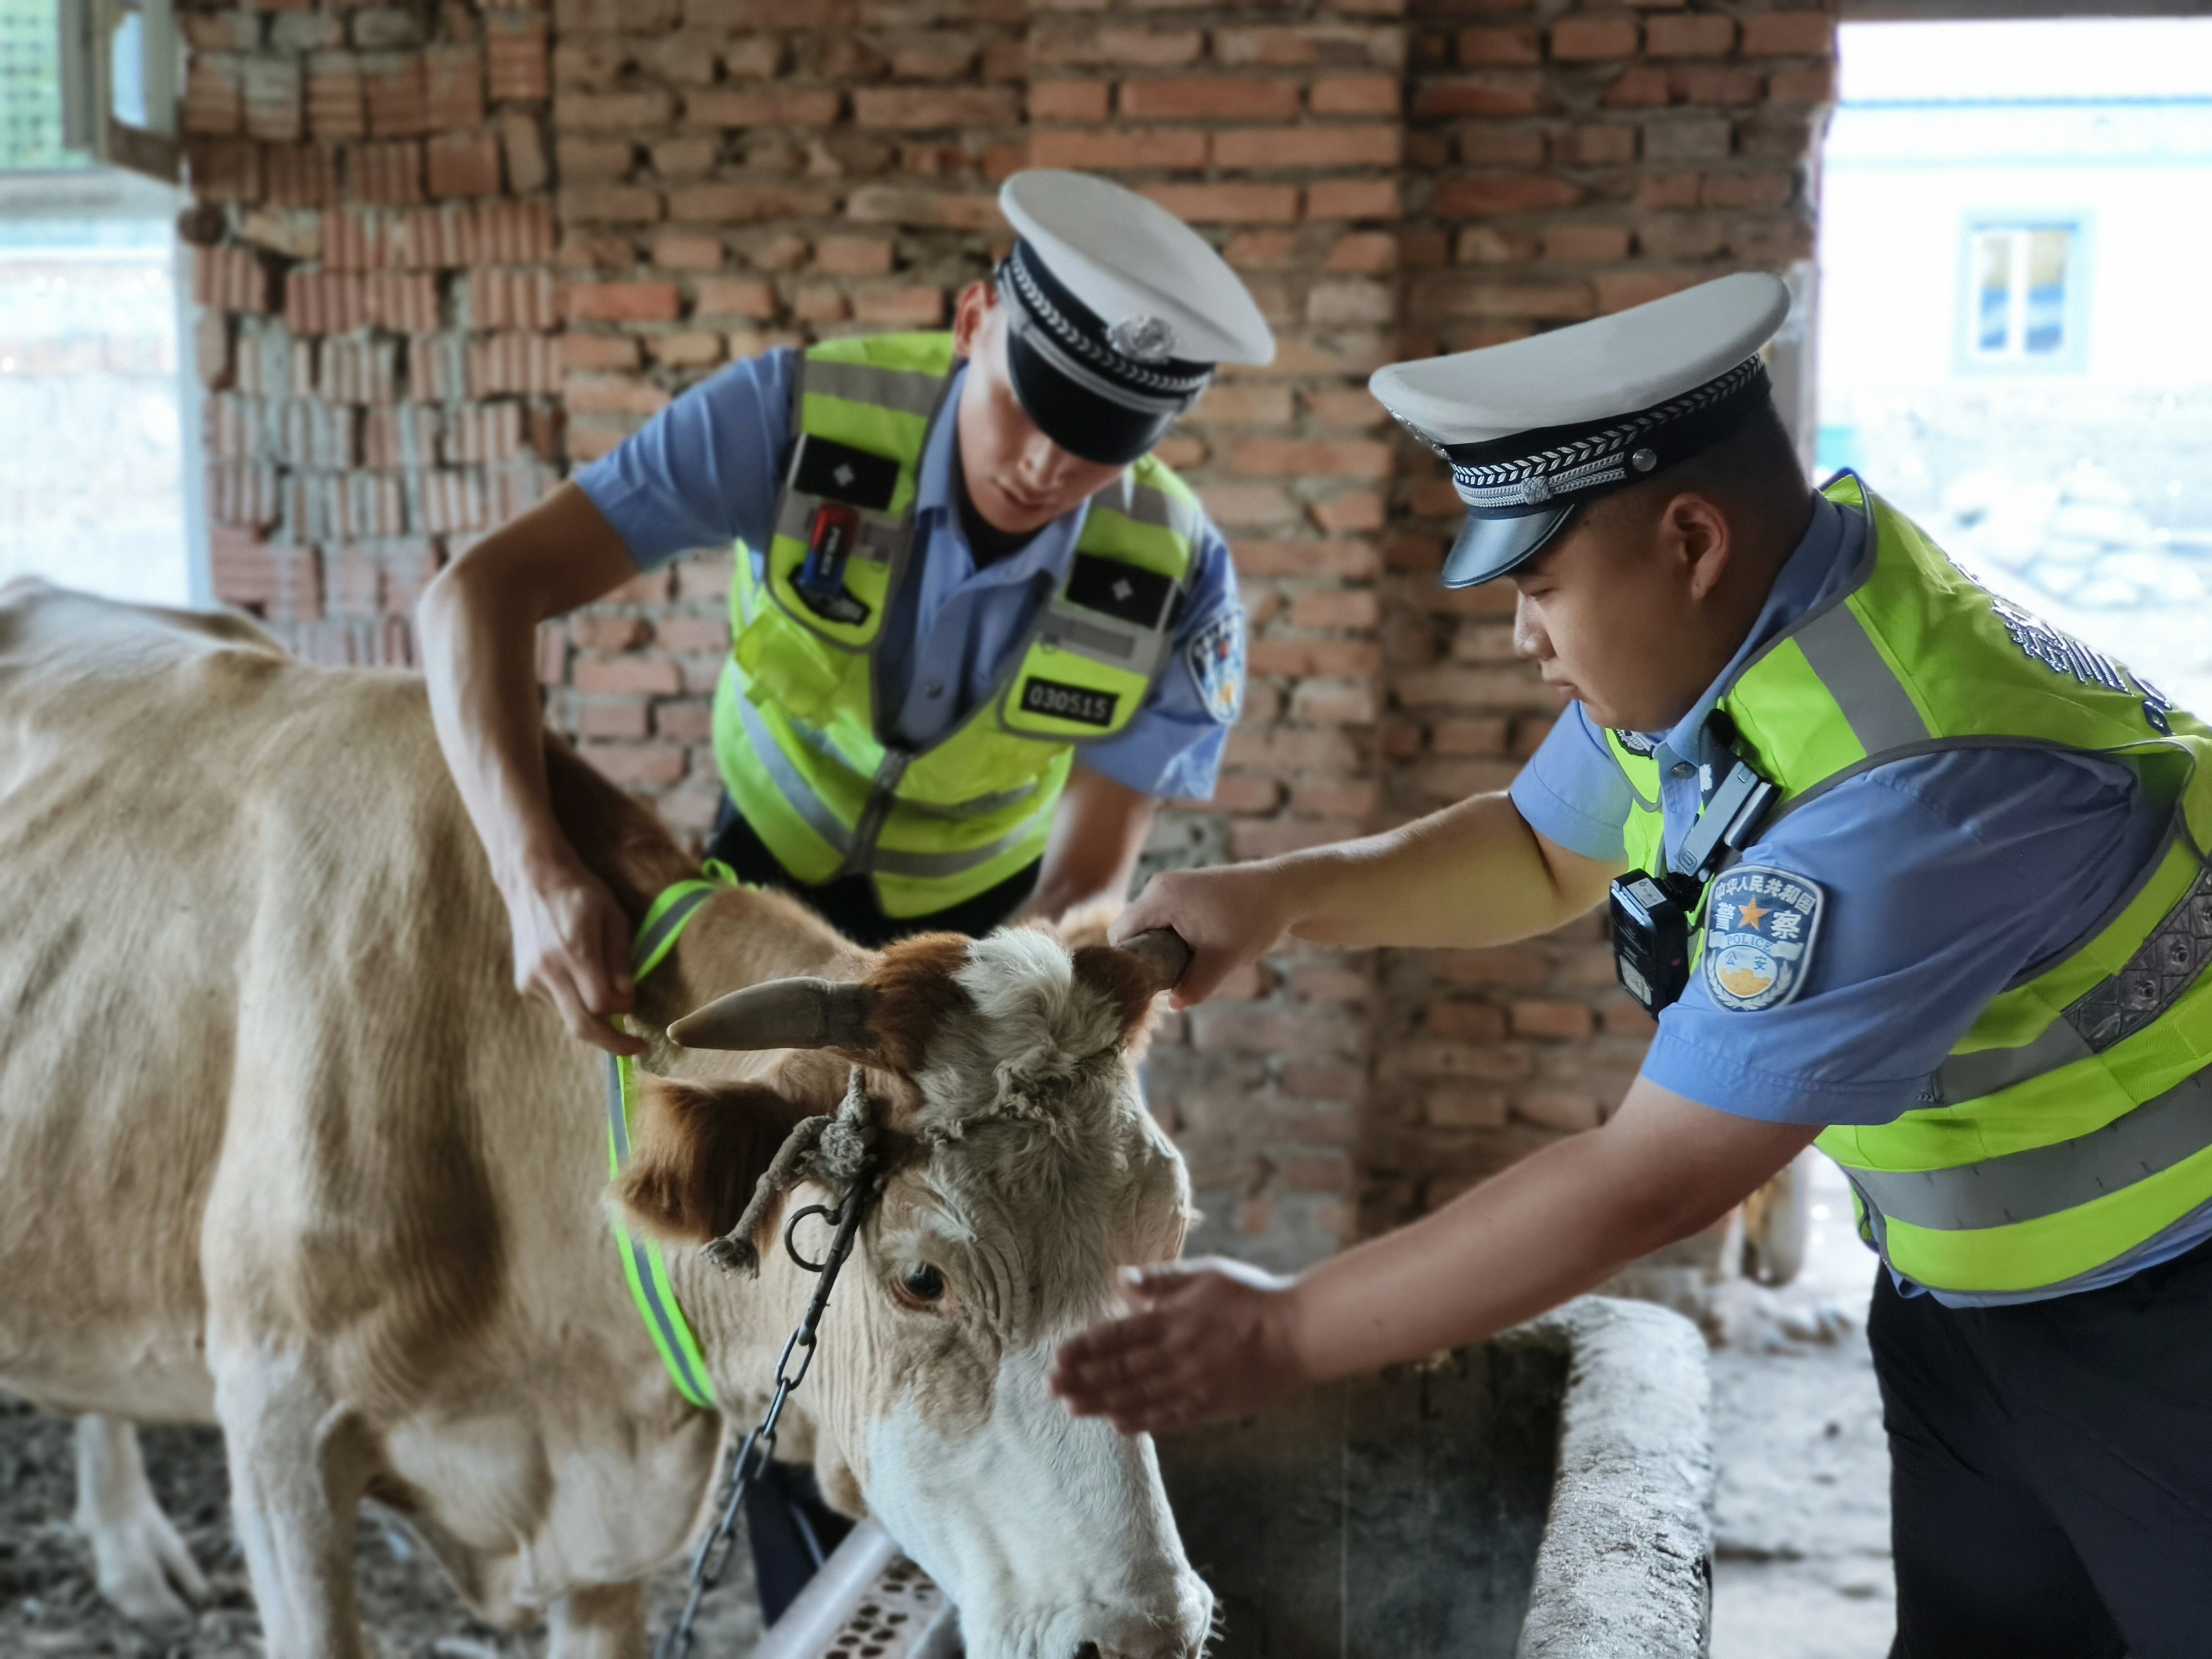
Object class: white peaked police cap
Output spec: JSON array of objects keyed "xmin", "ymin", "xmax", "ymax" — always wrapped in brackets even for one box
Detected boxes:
[
  {"xmin": 1369, "ymin": 272, "xmax": 1795, "ymax": 587},
  {"xmin": 994, "ymin": 170, "xmax": 1275, "ymax": 466}
]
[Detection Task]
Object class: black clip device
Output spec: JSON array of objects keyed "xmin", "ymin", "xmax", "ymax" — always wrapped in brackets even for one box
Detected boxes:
[{"xmin": 1609, "ymin": 749, "xmax": 1778, "ymax": 1017}]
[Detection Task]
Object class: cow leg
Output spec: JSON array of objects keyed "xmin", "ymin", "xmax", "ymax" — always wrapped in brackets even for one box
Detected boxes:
[
  {"xmin": 72, "ymin": 1415, "xmax": 208, "ymax": 1630},
  {"xmin": 213, "ymin": 1356, "xmax": 379, "ymax": 1659},
  {"xmin": 546, "ymin": 1579, "xmax": 649, "ymax": 1659}
]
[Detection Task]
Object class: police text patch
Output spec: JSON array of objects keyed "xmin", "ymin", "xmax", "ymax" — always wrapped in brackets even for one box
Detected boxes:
[
  {"xmin": 1188, "ymin": 610, "xmax": 1245, "ymax": 726},
  {"xmin": 1020, "ymin": 677, "xmax": 1118, "ymax": 729},
  {"xmin": 1703, "ymin": 866, "xmax": 1824, "ymax": 1012}
]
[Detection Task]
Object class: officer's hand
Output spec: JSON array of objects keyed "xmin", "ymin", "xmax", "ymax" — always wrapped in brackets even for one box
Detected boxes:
[
  {"xmin": 1110, "ymin": 864, "xmax": 1297, "ymax": 1008},
  {"xmin": 502, "ymin": 855, "xmax": 645, "ymax": 1057},
  {"xmin": 1050, "ymin": 1259, "xmax": 1307, "ymax": 1436}
]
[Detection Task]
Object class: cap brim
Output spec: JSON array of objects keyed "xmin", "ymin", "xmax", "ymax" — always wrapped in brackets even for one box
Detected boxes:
[
  {"xmin": 1442, "ymin": 507, "xmax": 1575, "ymax": 589},
  {"xmin": 1004, "ymin": 326, "xmax": 1173, "ymax": 467}
]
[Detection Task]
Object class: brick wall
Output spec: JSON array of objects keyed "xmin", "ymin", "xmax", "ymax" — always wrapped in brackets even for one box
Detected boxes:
[{"xmin": 181, "ymin": 0, "xmax": 1837, "ymax": 1269}]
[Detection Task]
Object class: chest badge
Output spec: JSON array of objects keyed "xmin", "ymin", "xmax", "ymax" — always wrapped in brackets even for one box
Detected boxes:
[
  {"xmin": 1189, "ymin": 611, "xmax": 1245, "ymax": 726},
  {"xmin": 1704, "ymin": 866, "xmax": 1825, "ymax": 1012}
]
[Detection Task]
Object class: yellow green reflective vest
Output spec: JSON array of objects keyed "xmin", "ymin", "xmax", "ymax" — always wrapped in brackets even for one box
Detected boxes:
[
  {"xmin": 711, "ymin": 332, "xmax": 1203, "ymax": 919},
  {"xmin": 1605, "ymin": 475, "xmax": 2212, "ymax": 1297}
]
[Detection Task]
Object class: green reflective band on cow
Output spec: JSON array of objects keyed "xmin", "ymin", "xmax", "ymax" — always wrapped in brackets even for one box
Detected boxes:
[
  {"xmin": 1613, "ymin": 473, "xmax": 2212, "ymax": 1295},
  {"xmin": 602, "ymin": 868, "xmax": 750, "ymax": 1412},
  {"xmin": 711, "ymin": 331, "xmax": 1200, "ymax": 919}
]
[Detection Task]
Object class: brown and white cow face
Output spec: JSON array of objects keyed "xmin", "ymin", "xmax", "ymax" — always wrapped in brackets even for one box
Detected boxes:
[{"xmin": 619, "ymin": 927, "xmax": 1209, "ymax": 1659}]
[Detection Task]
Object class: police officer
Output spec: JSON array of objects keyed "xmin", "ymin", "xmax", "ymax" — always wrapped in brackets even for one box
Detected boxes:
[
  {"xmin": 1052, "ymin": 272, "xmax": 2212, "ymax": 1659},
  {"xmin": 419, "ymin": 170, "xmax": 1270, "ymax": 1615}
]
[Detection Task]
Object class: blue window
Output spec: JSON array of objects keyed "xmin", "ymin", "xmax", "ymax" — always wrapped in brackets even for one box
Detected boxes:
[{"xmin": 1961, "ymin": 220, "xmax": 2086, "ymax": 371}]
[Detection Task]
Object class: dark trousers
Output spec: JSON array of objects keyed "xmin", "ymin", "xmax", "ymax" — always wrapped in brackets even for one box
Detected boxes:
[
  {"xmin": 706, "ymin": 794, "xmax": 1039, "ymax": 1621},
  {"xmin": 1873, "ymin": 1238, "xmax": 2212, "ymax": 1659},
  {"xmin": 706, "ymin": 795, "xmax": 1041, "ymax": 952}
]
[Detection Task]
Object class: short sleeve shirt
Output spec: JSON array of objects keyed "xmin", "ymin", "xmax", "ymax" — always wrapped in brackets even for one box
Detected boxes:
[
  {"xmin": 573, "ymin": 349, "xmax": 1243, "ymax": 803},
  {"xmin": 1509, "ymin": 492, "xmax": 2190, "ymax": 1305}
]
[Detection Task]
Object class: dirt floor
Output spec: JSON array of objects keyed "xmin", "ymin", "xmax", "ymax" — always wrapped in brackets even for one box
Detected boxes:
[
  {"xmin": 0, "ymin": 1404, "xmax": 768, "ymax": 1658},
  {"xmin": 1708, "ymin": 1155, "xmax": 1895, "ymax": 1659}
]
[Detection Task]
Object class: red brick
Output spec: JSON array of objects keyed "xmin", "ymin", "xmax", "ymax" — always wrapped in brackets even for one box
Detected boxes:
[
  {"xmin": 306, "ymin": 52, "xmax": 365, "ymax": 139},
  {"xmin": 563, "ymin": 334, "xmax": 642, "ymax": 370},
  {"xmin": 648, "ymin": 332, "xmax": 726, "ymax": 368},
  {"xmin": 1673, "ymin": 64, "xmax": 1764, "ymax": 105},
  {"xmin": 812, "ymin": 236, "xmax": 893, "ymax": 276},
  {"xmin": 1311, "ymin": 74, "xmax": 1399, "ymax": 116},
  {"xmin": 1458, "ymin": 26, "xmax": 1541, "ymax": 65},
  {"xmin": 1637, "ymin": 172, "xmax": 1703, "ymax": 209},
  {"xmin": 424, "ymin": 44, "xmax": 486, "ymax": 131},
  {"xmin": 666, "ymin": 183, "xmax": 836, "ymax": 223},
  {"xmin": 1461, "ymin": 127, "xmax": 1545, "ymax": 167},
  {"xmin": 564, "ymin": 281, "xmax": 682, "ymax": 323},
  {"xmin": 1306, "ymin": 178, "xmax": 1400, "ymax": 222},
  {"xmin": 1510, "ymin": 1000, "xmax": 1596, "ymax": 1040},
  {"xmin": 1031, "ymin": 26, "xmax": 1204, "ymax": 70},
  {"xmin": 854, "ymin": 87, "xmax": 1020, "ymax": 130},
  {"xmin": 561, "ymin": 183, "xmax": 661, "ymax": 223},
  {"xmin": 581, "ymin": 741, "xmax": 688, "ymax": 788},
  {"xmin": 1214, "ymin": 25, "xmax": 1404, "ymax": 70},
  {"xmin": 653, "ymin": 232, "xmax": 724, "ymax": 271},
  {"xmin": 1604, "ymin": 66, "xmax": 1674, "ymax": 108},
  {"xmin": 1029, "ymin": 81, "xmax": 1111, "ymax": 122},
  {"xmin": 656, "ymin": 701, "xmax": 716, "ymax": 743},
  {"xmin": 843, "ymin": 185, "xmax": 1002, "ymax": 231},
  {"xmin": 1213, "ymin": 125, "xmax": 1400, "ymax": 171},
  {"xmin": 242, "ymin": 55, "xmax": 303, "ymax": 143},
  {"xmin": 1232, "ymin": 439, "xmax": 1393, "ymax": 481},
  {"xmin": 1645, "ymin": 13, "xmax": 1736, "ymax": 57},
  {"xmin": 1432, "ymin": 176, "xmax": 1585, "ymax": 215},
  {"xmin": 426, "ymin": 131, "xmax": 503, "ymax": 200},
  {"xmin": 1030, "ymin": 128, "xmax": 1209, "ymax": 171},
  {"xmin": 1118, "ymin": 78, "xmax": 1302, "ymax": 121},
  {"xmin": 692, "ymin": 277, "xmax": 780, "ymax": 319},
  {"xmin": 1768, "ymin": 65, "xmax": 1838, "ymax": 105},
  {"xmin": 573, "ymin": 657, "xmax": 684, "ymax": 696},
  {"xmin": 186, "ymin": 138, "xmax": 262, "ymax": 205},
  {"xmin": 1413, "ymin": 76, "xmax": 1545, "ymax": 120},
  {"xmin": 184, "ymin": 55, "xmax": 245, "ymax": 136},
  {"xmin": 1290, "ymin": 590, "xmax": 1381, "ymax": 630},
  {"xmin": 562, "ymin": 89, "xmax": 676, "ymax": 129},
  {"xmin": 1742, "ymin": 12, "xmax": 1836, "ymax": 57},
  {"xmin": 1544, "ymin": 223, "xmax": 1632, "ymax": 262},
  {"xmin": 573, "ymin": 616, "xmax": 650, "ymax": 652},
  {"xmin": 1701, "ymin": 168, "xmax": 1795, "ymax": 209},
  {"xmin": 1550, "ymin": 17, "xmax": 1640, "ymax": 61},
  {"xmin": 1308, "ymin": 492, "xmax": 1387, "ymax": 533},
  {"xmin": 1323, "ymin": 233, "xmax": 1398, "ymax": 275},
  {"xmin": 1141, "ymin": 184, "xmax": 1299, "ymax": 225},
  {"xmin": 683, "ymin": 87, "xmax": 843, "ymax": 127},
  {"xmin": 852, "ymin": 285, "xmax": 946, "ymax": 328},
  {"xmin": 487, "ymin": 16, "xmax": 550, "ymax": 103}
]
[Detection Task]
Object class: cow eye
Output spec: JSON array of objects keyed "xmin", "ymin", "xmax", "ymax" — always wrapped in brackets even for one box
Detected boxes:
[{"xmin": 901, "ymin": 1263, "xmax": 946, "ymax": 1304}]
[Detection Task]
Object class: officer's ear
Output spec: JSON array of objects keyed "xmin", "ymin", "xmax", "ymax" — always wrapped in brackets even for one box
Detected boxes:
[
  {"xmin": 952, "ymin": 280, "xmax": 997, "ymax": 359},
  {"xmin": 1662, "ymin": 492, "xmax": 1735, "ymax": 601}
]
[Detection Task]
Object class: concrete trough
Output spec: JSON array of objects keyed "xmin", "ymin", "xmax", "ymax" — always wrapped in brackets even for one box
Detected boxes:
[{"xmin": 758, "ymin": 1295, "xmax": 1712, "ymax": 1659}]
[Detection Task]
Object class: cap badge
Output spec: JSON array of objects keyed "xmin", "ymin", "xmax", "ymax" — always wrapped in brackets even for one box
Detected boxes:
[{"xmin": 1108, "ymin": 314, "xmax": 1178, "ymax": 363}]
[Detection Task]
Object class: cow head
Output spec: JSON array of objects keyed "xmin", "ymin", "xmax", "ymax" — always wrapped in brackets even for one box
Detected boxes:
[{"xmin": 615, "ymin": 924, "xmax": 1209, "ymax": 1659}]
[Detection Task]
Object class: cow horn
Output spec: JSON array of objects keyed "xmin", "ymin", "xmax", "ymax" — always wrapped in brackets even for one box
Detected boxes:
[
  {"xmin": 668, "ymin": 978, "xmax": 877, "ymax": 1052},
  {"xmin": 1116, "ymin": 928, "xmax": 1193, "ymax": 998}
]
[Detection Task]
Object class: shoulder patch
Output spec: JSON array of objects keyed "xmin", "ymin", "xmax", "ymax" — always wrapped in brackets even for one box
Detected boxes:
[
  {"xmin": 1703, "ymin": 865, "xmax": 1824, "ymax": 1013},
  {"xmin": 1188, "ymin": 609, "xmax": 1244, "ymax": 726}
]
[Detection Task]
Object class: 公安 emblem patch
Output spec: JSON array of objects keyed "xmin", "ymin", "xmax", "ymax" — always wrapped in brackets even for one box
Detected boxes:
[
  {"xmin": 1703, "ymin": 865, "xmax": 1825, "ymax": 1012},
  {"xmin": 1189, "ymin": 610, "xmax": 1245, "ymax": 726}
]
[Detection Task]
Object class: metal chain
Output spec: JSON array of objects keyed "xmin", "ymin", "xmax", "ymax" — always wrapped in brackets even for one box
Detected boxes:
[{"xmin": 654, "ymin": 1176, "xmax": 876, "ymax": 1659}]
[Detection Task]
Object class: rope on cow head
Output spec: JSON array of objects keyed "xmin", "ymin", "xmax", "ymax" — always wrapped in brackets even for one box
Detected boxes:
[{"xmin": 702, "ymin": 1066, "xmax": 881, "ymax": 1279}]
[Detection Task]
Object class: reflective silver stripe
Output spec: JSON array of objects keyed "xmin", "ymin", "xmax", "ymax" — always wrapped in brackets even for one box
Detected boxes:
[
  {"xmin": 1848, "ymin": 1066, "xmax": 2212, "ymax": 1231},
  {"xmin": 1792, "ymin": 601, "xmax": 1932, "ymax": 755},
  {"xmin": 898, "ymin": 781, "xmax": 1043, "ymax": 822},
  {"xmin": 2063, "ymin": 863, "xmax": 2212, "ymax": 1052},
  {"xmin": 629, "ymin": 884, "xmax": 717, "ymax": 976},
  {"xmin": 1929, "ymin": 1018, "xmax": 2094, "ymax": 1104},
  {"xmin": 871, "ymin": 821, "xmax": 1039, "ymax": 879},
  {"xmin": 626, "ymin": 1233, "xmax": 713, "ymax": 1404},
  {"xmin": 804, "ymin": 357, "xmax": 946, "ymax": 419},
  {"xmin": 774, "ymin": 492, "xmax": 904, "ymax": 562},
  {"xmin": 1091, "ymin": 474, "xmax": 1199, "ymax": 543},
  {"xmin": 1043, "ymin": 611, "xmax": 1136, "ymax": 662},
  {"xmin": 737, "ymin": 694, "xmax": 855, "ymax": 855},
  {"xmin": 606, "ymin": 1054, "xmax": 632, "ymax": 1162},
  {"xmin": 1925, "ymin": 861, "xmax": 2212, "ymax": 1102}
]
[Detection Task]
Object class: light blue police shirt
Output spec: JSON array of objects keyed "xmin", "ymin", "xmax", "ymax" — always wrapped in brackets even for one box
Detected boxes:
[
  {"xmin": 573, "ymin": 348, "xmax": 1242, "ymax": 802},
  {"xmin": 1510, "ymin": 490, "xmax": 2210, "ymax": 1306}
]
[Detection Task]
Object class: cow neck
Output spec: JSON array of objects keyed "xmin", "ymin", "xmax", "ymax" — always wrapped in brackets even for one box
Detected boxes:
[{"xmin": 605, "ymin": 866, "xmax": 749, "ymax": 1412}]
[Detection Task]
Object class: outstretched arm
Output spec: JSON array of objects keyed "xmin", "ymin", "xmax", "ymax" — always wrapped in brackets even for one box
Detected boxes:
[
  {"xmin": 1113, "ymin": 790, "xmax": 1624, "ymax": 1006},
  {"xmin": 418, "ymin": 482, "xmax": 647, "ymax": 1056},
  {"xmin": 1025, "ymin": 765, "xmax": 1158, "ymax": 923},
  {"xmin": 1052, "ymin": 1079, "xmax": 1818, "ymax": 1434}
]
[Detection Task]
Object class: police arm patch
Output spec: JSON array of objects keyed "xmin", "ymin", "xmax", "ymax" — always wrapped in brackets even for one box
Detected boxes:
[
  {"xmin": 1703, "ymin": 865, "xmax": 1825, "ymax": 1012},
  {"xmin": 1188, "ymin": 609, "xmax": 1245, "ymax": 726}
]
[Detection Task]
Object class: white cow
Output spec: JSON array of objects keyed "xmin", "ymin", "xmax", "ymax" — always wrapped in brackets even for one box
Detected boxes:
[{"xmin": 0, "ymin": 584, "xmax": 1209, "ymax": 1659}]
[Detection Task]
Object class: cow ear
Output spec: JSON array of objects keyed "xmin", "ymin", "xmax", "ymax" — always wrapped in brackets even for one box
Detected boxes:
[
  {"xmin": 1071, "ymin": 944, "xmax": 1165, "ymax": 1052},
  {"xmin": 612, "ymin": 1076, "xmax": 809, "ymax": 1247}
]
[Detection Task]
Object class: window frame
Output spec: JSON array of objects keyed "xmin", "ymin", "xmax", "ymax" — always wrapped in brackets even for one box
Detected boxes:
[{"xmin": 1955, "ymin": 211, "xmax": 2092, "ymax": 376}]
